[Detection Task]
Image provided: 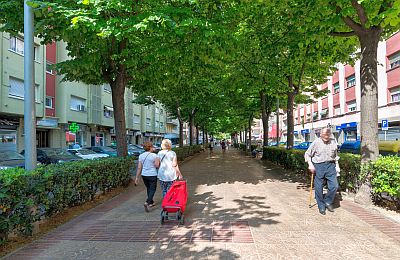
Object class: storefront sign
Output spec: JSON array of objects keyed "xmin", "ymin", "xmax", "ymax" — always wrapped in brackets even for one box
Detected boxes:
[
  {"xmin": 301, "ymin": 129, "xmax": 310, "ymax": 134},
  {"xmin": 36, "ymin": 118, "xmax": 58, "ymax": 128},
  {"xmin": 341, "ymin": 122, "xmax": 357, "ymax": 129},
  {"xmin": 336, "ymin": 126, "xmax": 342, "ymax": 131},
  {"xmin": 294, "ymin": 131, "xmax": 299, "ymax": 134},
  {"xmin": 69, "ymin": 122, "xmax": 80, "ymax": 133}
]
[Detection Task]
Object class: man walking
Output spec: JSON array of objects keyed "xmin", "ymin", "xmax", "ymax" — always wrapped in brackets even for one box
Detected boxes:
[{"xmin": 305, "ymin": 127, "xmax": 340, "ymax": 215}]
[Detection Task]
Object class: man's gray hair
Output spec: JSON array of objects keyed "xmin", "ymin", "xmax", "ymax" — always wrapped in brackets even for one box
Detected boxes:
[{"xmin": 321, "ymin": 127, "xmax": 331, "ymax": 134}]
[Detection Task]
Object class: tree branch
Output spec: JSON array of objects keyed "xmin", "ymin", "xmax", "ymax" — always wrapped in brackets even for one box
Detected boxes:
[
  {"xmin": 378, "ymin": 0, "xmax": 393, "ymax": 15},
  {"xmin": 333, "ymin": 4, "xmax": 363, "ymax": 33},
  {"xmin": 329, "ymin": 31, "xmax": 357, "ymax": 37},
  {"xmin": 351, "ymin": 0, "xmax": 368, "ymax": 26}
]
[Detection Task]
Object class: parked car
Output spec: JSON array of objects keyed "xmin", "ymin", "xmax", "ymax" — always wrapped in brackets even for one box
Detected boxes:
[
  {"xmin": 378, "ymin": 140, "xmax": 400, "ymax": 156},
  {"xmin": 0, "ymin": 151, "xmax": 25, "ymax": 170},
  {"xmin": 293, "ymin": 141, "xmax": 312, "ymax": 150},
  {"xmin": 339, "ymin": 140, "xmax": 361, "ymax": 154},
  {"xmin": 68, "ymin": 148, "xmax": 110, "ymax": 160},
  {"xmin": 90, "ymin": 146, "xmax": 118, "ymax": 157},
  {"xmin": 21, "ymin": 148, "xmax": 82, "ymax": 164}
]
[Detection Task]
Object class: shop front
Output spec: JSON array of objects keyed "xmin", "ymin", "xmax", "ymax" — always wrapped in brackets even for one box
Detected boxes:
[
  {"xmin": 340, "ymin": 122, "xmax": 358, "ymax": 141},
  {"xmin": 0, "ymin": 118, "xmax": 18, "ymax": 152},
  {"xmin": 301, "ymin": 129, "xmax": 311, "ymax": 142}
]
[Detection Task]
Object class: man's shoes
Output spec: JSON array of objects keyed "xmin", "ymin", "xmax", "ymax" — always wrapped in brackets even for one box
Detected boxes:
[
  {"xmin": 319, "ymin": 209, "xmax": 326, "ymax": 215},
  {"xmin": 144, "ymin": 202, "xmax": 149, "ymax": 212},
  {"xmin": 326, "ymin": 204, "xmax": 334, "ymax": 212}
]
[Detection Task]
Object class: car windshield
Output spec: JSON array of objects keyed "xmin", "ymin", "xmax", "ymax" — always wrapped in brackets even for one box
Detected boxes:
[
  {"xmin": 0, "ymin": 151, "xmax": 24, "ymax": 161},
  {"xmin": 101, "ymin": 147, "xmax": 115, "ymax": 152},
  {"xmin": 129, "ymin": 144, "xmax": 143, "ymax": 149},
  {"xmin": 78, "ymin": 149, "xmax": 96, "ymax": 155},
  {"xmin": 41, "ymin": 149, "xmax": 72, "ymax": 156}
]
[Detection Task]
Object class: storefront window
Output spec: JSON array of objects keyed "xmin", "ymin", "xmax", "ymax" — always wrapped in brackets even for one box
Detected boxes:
[{"xmin": 0, "ymin": 131, "xmax": 17, "ymax": 152}]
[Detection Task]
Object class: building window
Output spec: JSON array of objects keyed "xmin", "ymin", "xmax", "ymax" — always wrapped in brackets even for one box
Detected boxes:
[
  {"xmin": 103, "ymin": 105, "xmax": 114, "ymax": 118},
  {"xmin": 160, "ymin": 122, "xmax": 164, "ymax": 129},
  {"xmin": 306, "ymin": 113, "xmax": 311, "ymax": 122},
  {"xmin": 146, "ymin": 118, "xmax": 151, "ymax": 126},
  {"xmin": 8, "ymin": 77, "xmax": 39, "ymax": 102},
  {"xmin": 103, "ymin": 84, "xmax": 111, "ymax": 93},
  {"xmin": 333, "ymin": 82, "xmax": 340, "ymax": 94},
  {"xmin": 160, "ymin": 108, "xmax": 164, "ymax": 114},
  {"xmin": 155, "ymin": 107, "xmax": 159, "ymax": 114},
  {"xmin": 347, "ymin": 101, "xmax": 357, "ymax": 112},
  {"xmin": 313, "ymin": 112, "xmax": 318, "ymax": 120},
  {"xmin": 346, "ymin": 75, "xmax": 356, "ymax": 88},
  {"xmin": 9, "ymin": 36, "xmax": 39, "ymax": 61},
  {"xmin": 390, "ymin": 87, "xmax": 400, "ymax": 103},
  {"xmin": 133, "ymin": 114, "xmax": 140, "ymax": 124},
  {"xmin": 146, "ymin": 106, "xmax": 150, "ymax": 110},
  {"xmin": 46, "ymin": 62, "xmax": 55, "ymax": 74},
  {"xmin": 389, "ymin": 52, "xmax": 400, "ymax": 69},
  {"xmin": 45, "ymin": 96, "xmax": 53, "ymax": 108},
  {"xmin": 334, "ymin": 106, "xmax": 341, "ymax": 116},
  {"xmin": 321, "ymin": 108, "xmax": 329, "ymax": 119},
  {"xmin": 155, "ymin": 121, "xmax": 159, "ymax": 128},
  {"xmin": 70, "ymin": 95, "xmax": 86, "ymax": 112}
]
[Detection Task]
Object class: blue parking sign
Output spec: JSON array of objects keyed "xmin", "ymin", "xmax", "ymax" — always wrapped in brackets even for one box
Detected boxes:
[{"xmin": 382, "ymin": 119, "xmax": 389, "ymax": 131}]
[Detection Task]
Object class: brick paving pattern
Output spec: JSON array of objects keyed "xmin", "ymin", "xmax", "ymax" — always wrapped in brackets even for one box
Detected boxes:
[{"xmin": 2, "ymin": 148, "xmax": 400, "ymax": 259}]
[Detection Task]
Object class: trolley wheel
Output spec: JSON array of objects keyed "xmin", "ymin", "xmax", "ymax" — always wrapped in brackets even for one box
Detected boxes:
[
  {"xmin": 160, "ymin": 211, "xmax": 166, "ymax": 224},
  {"xmin": 179, "ymin": 215, "xmax": 185, "ymax": 225}
]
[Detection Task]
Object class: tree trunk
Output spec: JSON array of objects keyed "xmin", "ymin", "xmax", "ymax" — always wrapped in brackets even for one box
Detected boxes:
[
  {"xmin": 110, "ymin": 76, "xmax": 128, "ymax": 157},
  {"xmin": 196, "ymin": 124, "xmax": 199, "ymax": 145},
  {"xmin": 354, "ymin": 28, "xmax": 382, "ymax": 205},
  {"xmin": 287, "ymin": 76, "xmax": 296, "ymax": 149},
  {"xmin": 189, "ymin": 114, "xmax": 193, "ymax": 146},
  {"xmin": 202, "ymin": 127, "xmax": 205, "ymax": 146},
  {"xmin": 205, "ymin": 131, "xmax": 208, "ymax": 144},
  {"xmin": 248, "ymin": 115, "xmax": 252, "ymax": 153},
  {"xmin": 260, "ymin": 91, "xmax": 269, "ymax": 147},
  {"xmin": 359, "ymin": 30, "xmax": 381, "ymax": 163},
  {"xmin": 178, "ymin": 120, "xmax": 184, "ymax": 148}
]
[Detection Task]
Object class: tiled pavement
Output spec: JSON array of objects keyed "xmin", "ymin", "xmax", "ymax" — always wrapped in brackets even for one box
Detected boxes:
[{"xmin": 3, "ymin": 148, "xmax": 400, "ymax": 259}]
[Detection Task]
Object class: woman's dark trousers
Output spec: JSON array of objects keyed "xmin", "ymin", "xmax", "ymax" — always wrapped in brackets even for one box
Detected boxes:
[{"xmin": 142, "ymin": 176, "xmax": 157, "ymax": 205}]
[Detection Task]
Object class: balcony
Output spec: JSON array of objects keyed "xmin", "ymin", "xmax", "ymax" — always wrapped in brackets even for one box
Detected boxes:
[{"xmin": 166, "ymin": 118, "xmax": 179, "ymax": 126}]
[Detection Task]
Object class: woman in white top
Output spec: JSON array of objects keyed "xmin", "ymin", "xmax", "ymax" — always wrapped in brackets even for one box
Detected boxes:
[
  {"xmin": 135, "ymin": 142, "xmax": 160, "ymax": 212},
  {"xmin": 157, "ymin": 139, "xmax": 183, "ymax": 198}
]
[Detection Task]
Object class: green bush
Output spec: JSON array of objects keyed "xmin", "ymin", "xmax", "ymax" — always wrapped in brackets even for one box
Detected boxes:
[
  {"xmin": 262, "ymin": 147, "xmax": 400, "ymax": 206},
  {"xmin": 370, "ymin": 156, "xmax": 400, "ymax": 198},
  {"xmin": 239, "ymin": 144, "xmax": 246, "ymax": 151},
  {"xmin": 173, "ymin": 145, "xmax": 202, "ymax": 161},
  {"xmin": 0, "ymin": 157, "xmax": 133, "ymax": 241}
]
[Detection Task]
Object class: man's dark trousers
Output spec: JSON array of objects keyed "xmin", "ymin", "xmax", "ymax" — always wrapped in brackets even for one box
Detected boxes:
[
  {"xmin": 142, "ymin": 176, "xmax": 157, "ymax": 205},
  {"xmin": 313, "ymin": 162, "xmax": 338, "ymax": 211}
]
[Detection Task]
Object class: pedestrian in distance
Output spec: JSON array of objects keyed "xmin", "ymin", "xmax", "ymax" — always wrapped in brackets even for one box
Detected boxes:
[
  {"xmin": 221, "ymin": 139, "xmax": 227, "ymax": 152},
  {"xmin": 304, "ymin": 127, "xmax": 340, "ymax": 215},
  {"xmin": 157, "ymin": 139, "xmax": 183, "ymax": 198},
  {"xmin": 209, "ymin": 138, "xmax": 214, "ymax": 155},
  {"xmin": 135, "ymin": 142, "xmax": 160, "ymax": 212}
]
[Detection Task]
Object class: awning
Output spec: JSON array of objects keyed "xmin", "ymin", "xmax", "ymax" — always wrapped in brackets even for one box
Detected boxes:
[
  {"xmin": 0, "ymin": 119, "xmax": 18, "ymax": 130},
  {"xmin": 341, "ymin": 122, "xmax": 357, "ymax": 129},
  {"xmin": 104, "ymin": 105, "xmax": 114, "ymax": 111},
  {"xmin": 301, "ymin": 129, "xmax": 310, "ymax": 134}
]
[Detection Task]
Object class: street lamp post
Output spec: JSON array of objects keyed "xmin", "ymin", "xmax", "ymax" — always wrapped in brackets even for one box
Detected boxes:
[{"xmin": 24, "ymin": 0, "xmax": 37, "ymax": 170}]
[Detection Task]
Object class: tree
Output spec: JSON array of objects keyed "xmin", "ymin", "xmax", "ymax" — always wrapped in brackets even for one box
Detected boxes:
[
  {"xmin": 0, "ymin": 0, "xmax": 197, "ymax": 156},
  {"xmin": 315, "ymin": 0, "xmax": 400, "ymax": 162}
]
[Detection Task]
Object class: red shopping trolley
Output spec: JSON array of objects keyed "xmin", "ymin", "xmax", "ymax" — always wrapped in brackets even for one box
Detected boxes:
[{"xmin": 161, "ymin": 180, "xmax": 187, "ymax": 225}]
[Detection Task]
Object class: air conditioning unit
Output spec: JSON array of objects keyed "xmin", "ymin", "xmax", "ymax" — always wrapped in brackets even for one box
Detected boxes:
[{"xmin": 77, "ymin": 105, "xmax": 85, "ymax": 111}]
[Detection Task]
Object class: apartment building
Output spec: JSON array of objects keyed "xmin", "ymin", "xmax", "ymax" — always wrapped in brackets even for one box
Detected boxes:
[
  {"xmin": 291, "ymin": 32, "xmax": 400, "ymax": 144},
  {"xmin": 0, "ymin": 33, "xmax": 170, "ymax": 152}
]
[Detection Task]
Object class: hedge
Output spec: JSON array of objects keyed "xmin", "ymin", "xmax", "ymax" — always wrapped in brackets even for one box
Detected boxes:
[
  {"xmin": 0, "ymin": 157, "xmax": 133, "ymax": 241},
  {"xmin": 173, "ymin": 145, "xmax": 203, "ymax": 161},
  {"xmin": 262, "ymin": 147, "xmax": 400, "ymax": 208}
]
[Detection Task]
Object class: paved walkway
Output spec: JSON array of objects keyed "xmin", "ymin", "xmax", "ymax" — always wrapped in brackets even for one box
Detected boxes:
[{"xmin": 3, "ymin": 148, "xmax": 400, "ymax": 259}]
